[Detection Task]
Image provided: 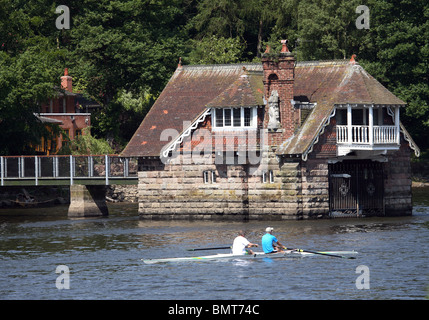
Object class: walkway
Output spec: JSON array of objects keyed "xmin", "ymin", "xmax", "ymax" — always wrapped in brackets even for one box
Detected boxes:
[{"xmin": 0, "ymin": 155, "xmax": 138, "ymax": 186}]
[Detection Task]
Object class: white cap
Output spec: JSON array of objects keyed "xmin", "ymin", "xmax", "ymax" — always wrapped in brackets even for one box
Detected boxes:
[{"xmin": 265, "ymin": 227, "xmax": 274, "ymax": 233}]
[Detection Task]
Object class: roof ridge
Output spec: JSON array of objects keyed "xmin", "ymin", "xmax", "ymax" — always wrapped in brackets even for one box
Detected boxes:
[
  {"xmin": 296, "ymin": 59, "xmax": 350, "ymax": 67},
  {"xmin": 181, "ymin": 62, "xmax": 261, "ymax": 70},
  {"xmin": 179, "ymin": 59, "xmax": 351, "ymax": 70}
]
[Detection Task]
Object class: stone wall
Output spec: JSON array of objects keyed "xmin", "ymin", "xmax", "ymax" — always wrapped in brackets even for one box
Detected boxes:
[
  {"xmin": 138, "ymin": 158, "xmax": 250, "ymax": 220},
  {"xmin": 300, "ymin": 159, "xmax": 330, "ymax": 218},
  {"xmin": 107, "ymin": 185, "xmax": 138, "ymax": 202},
  {"xmin": 383, "ymin": 139, "xmax": 413, "ymax": 216},
  {"xmin": 138, "ymin": 151, "xmax": 316, "ymax": 220},
  {"xmin": 247, "ymin": 160, "xmax": 302, "ymax": 219}
]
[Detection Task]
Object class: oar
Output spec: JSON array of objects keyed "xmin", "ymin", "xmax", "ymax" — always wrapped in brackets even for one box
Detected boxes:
[
  {"xmin": 187, "ymin": 246, "xmax": 231, "ymax": 252},
  {"xmin": 286, "ymin": 247, "xmax": 356, "ymax": 259}
]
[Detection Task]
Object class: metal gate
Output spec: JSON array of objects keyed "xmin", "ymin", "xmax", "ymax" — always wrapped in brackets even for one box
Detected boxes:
[{"xmin": 329, "ymin": 160, "xmax": 384, "ymax": 217}]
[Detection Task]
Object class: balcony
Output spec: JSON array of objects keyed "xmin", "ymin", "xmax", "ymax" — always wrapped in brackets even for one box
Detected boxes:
[
  {"xmin": 335, "ymin": 105, "xmax": 401, "ymax": 156},
  {"xmin": 336, "ymin": 125, "xmax": 398, "ymax": 145}
]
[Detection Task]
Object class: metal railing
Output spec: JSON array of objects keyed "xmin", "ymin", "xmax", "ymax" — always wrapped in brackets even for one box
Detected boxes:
[{"xmin": 0, "ymin": 155, "xmax": 138, "ymax": 186}]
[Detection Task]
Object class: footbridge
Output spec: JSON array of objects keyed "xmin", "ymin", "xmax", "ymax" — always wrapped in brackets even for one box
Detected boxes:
[{"xmin": 0, "ymin": 155, "xmax": 139, "ymax": 217}]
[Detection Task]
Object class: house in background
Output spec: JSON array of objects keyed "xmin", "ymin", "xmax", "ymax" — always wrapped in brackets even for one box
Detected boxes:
[
  {"xmin": 122, "ymin": 40, "xmax": 420, "ymax": 220},
  {"xmin": 35, "ymin": 68, "xmax": 100, "ymax": 155}
]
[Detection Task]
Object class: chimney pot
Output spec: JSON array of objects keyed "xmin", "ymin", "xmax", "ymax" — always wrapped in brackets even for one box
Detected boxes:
[
  {"xmin": 280, "ymin": 40, "xmax": 290, "ymax": 53},
  {"xmin": 264, "ymin": 45, "xmax": 270, "ymax": 54},
  {"xmin": 61, "ymin": 68, "xmax": 72, "ymax": 92}
]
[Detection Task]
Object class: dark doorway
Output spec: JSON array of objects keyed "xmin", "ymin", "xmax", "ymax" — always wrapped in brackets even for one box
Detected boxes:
[{"xmin": 329, "ymin": 160, "xmax": 384, "ymax": 217}]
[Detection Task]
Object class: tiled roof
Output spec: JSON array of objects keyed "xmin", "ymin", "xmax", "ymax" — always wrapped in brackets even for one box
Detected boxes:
[
  {"xmin": 122, "ymin": 60, "xmax": 407, "ymax": 157},
  {"xmin": 121, "ymin": 64, "xmax": 261, "ymax": 157},
  {"xmin": 205, "ymin": 70, "xmax": 264, "ymax": 108},
  {"xmin": 278, "ymin": 61, "xmax": 406, "ymax": 156},
  {"xmin": 293, "ymin": 60, "xmax": 405, "ymax": 105}
]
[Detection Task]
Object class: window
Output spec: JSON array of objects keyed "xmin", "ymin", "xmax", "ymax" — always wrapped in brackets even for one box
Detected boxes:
[
  {"xmin": 215, "ymin": 109, "xmax": 223, "ymax": 127},
  {"xmin": 213, "ymin": 107, "xmax": 256, "ymax": 129},
  {"xmin": 203, "ymin": 170, "xmax": 216, "ymax": 183},
  {"xmin": 203, "ymin": 171, "xmax": 210, "ymax": 183},
  {"xmin": 244, "ymin": 108, "xmax": 252, "ymax": 126},
  {"xmin": 233, "ymin": 108, "xmax": 241, "ymax": 127},
  {"xmin": 50, "ymin": 139, "xmax": 57, "ymax": 153},
  {"xmin": 61, "ymin": 130, "xmax": 70, "ymax": 148},
  {"xmin": 224, "ymin": 109, "xmax": 231, "ymax": 126},
  {"xmin": 262, "ymin": 170, "xmax": 274, "ymax": 183}
]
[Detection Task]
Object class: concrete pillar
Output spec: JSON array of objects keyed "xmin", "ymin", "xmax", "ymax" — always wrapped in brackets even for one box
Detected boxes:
[{"xmin": 68, "ymin": 185, "xmax": 108, "ymax": 218}]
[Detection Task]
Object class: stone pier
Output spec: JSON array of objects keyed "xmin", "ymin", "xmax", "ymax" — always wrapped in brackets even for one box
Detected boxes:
[{"xmin": 68, "ymin": 185, "xmax": 108, "ymax": 218}]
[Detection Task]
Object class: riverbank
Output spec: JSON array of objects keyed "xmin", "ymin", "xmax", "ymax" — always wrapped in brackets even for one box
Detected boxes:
[
  {"xmin": 412, "ymin": 181, "xmax": 429, "ymax": 187},
  {"xmin": 0, "ymin": 186, "xmax": 69, "ymax": 209},
  {"xmin": 0, "ymin": 185, "xmax": 138, "ymax": 209},
  {"xmin": 411, "ymin": 160, "xmax": 429, "ymax": 187}
]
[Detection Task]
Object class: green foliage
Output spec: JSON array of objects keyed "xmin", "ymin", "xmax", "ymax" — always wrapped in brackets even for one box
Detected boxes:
[
  {"xmin": 66, "ymin": 0, "xmax": 188, "ymax": 144},
  {"xmin": 294, "ymin": 0, "xmax": 363, "ymax": 60},
  {"xmin": 57, "ymin": 127, "xmax": 113, "ymax": 155},
  {"xmin": 0, "ymin": 0, "xmax": 428, "ymax": 154},
  {"xmin": 187, "ymin": 36, "xmax": 246, "ymax": 64},
  {"xmin": 0, "ymin": 47, "xmax": 65, "ymax": 155},
  {"xmin": 357, "ymin": 0, "xmax": 429, "ymax": 151}
]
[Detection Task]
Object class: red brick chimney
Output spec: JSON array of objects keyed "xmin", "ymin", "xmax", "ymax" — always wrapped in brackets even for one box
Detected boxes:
[
  {"xmin": 61, "ymin": 68, "xmax": 72, "ymax": 92},
  {"xmin": 262, "ymin": 40, "xmax": 296, "ymax": 147}
]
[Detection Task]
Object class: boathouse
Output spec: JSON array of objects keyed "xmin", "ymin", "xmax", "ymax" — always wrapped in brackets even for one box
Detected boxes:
[{"xmin": 122, "ymin": 41, "xmax": 420, "ymax": 220}]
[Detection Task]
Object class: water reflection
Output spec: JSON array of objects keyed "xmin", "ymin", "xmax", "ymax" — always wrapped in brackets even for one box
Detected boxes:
[{"xmin": 329, "ymin": 221, "xmax": 412, "ymax": 234}]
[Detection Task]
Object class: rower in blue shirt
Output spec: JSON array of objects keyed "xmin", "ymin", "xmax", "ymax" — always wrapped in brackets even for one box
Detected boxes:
[{"xmin": 262, "ymin": 227, "xmax": 286, "ymax": 253}]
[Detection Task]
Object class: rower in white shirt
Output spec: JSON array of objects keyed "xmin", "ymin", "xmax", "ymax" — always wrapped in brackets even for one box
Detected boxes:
[{"xmin": 232, "ymin": 230, "xmax": 258, "ymax": 255}]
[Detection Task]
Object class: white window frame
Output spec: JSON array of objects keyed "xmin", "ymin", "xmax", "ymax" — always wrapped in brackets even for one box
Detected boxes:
[
  {"xmin": 203, "ymin": 171, "xmax": 210, "ymax": 184},
  {"xmin": 203, "ymin": 170, "xmax": 216, "ymax": 184},
  {"xmin": 212, "ymin": 107, "xmax": 257, "ymax": 131},
  {"xmin": 262, "ymin": 170, "xmax": 274, "ymax": 183}
]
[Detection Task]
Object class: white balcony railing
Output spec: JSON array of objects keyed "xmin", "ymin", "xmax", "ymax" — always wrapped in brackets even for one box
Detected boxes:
[
  {"xmin": 373, "ymin": 126, "xmax": 397, "ymax": 144},
  {"xmin": 336, "ymin": 125, "xmax": 398, "ymax": 145}
]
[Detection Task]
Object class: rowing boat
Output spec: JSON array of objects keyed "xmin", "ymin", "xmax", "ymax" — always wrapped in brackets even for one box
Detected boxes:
[{"xmin": 142, "ymin": 250, "xmax": 358, "ymax": 264}]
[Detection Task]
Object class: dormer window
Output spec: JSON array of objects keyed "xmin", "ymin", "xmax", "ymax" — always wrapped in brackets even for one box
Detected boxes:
[
  {"xmin": 212, "ymin": 107, "xmax": 257, "ymax": 130},
  {"xmin": 294, "ymin": 101, "xmax": 315, "ymax": 125}
]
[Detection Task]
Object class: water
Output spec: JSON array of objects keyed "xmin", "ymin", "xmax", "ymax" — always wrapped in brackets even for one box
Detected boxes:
[{"xmin": 0, "ymin": 188, "xmax": 428, "ymax": 300}]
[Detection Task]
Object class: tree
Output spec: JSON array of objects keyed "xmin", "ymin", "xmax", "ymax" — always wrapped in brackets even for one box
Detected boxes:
[
  {"xmin": 57, "ymin": 127, "xmax": 113, "ymax": 155},
  {"xmin": 288, "ymin": 0, "xmax": 364, "ymax": 60},
  {"xmin": 357, "ymin": 0, "xmax": 429, "ymax": 153},
  {"xmin": 0, "ymin": 47, "xmax": 66, "ymax": 155},
  {"xmin": 65, "ymin": 0, "xmax": 188, "ymax": 148},
  {"xmin": 0, "ymin": 0, "xmax": 67, "ymax": 155},
  {"xmin": 187, "ymin": 35, "xmax": 246, "ymax": 64},
  {"xmin": 186, "ymin": 0, "xmax": 287, "ymax": 58}
]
